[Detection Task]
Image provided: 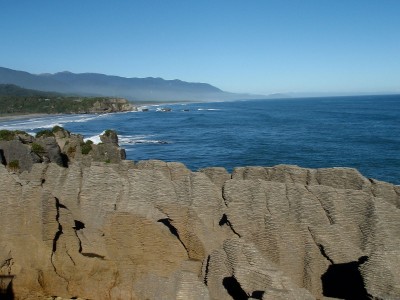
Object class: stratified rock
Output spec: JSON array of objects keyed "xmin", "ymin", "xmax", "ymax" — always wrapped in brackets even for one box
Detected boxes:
[
  {"xmin": 200, "ymin": 167, "xmax": 231, "ymax": 188},
  {"xmin": 0, "ymin": 156, "xmax": 399, "ymax": 299}
]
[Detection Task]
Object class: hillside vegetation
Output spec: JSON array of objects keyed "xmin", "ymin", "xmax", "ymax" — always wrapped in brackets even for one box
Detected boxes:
[{"xmin": 0, "ymin": 84, "xmax": 133, "ymax": 115}]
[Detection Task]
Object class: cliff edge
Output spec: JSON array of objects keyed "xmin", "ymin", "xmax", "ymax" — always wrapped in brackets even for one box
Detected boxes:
[{"xmin": 0, "ymin": 130, "xmax": 399, "ymax": 299}]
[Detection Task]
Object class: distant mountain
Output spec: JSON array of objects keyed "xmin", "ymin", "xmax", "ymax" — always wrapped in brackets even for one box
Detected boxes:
[
  {"xmin": 0, "ymin": 67, "xmax": 267, "ymax": 102},
  {"xmin": 0, "ymin": 83, "xmax": 61, "ymax": 97}
]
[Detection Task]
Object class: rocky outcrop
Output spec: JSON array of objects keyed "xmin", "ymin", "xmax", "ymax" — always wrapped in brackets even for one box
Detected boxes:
[
  {"xmin": 0, "ymin": 156, "xmax": 399, "ymax": 299},
  {"xmin": 0, "ymin": 128, "xmax": 125, "ymax": 172},
  {"xmin": 0, "ymin": 130, "xmax": 65, "ymax": 172},
  {"xmin": 55, "ymin": 128, "xmax": 126, "ymax": 165},
  {"xmin": 89, "ymin": 98, "xmax": 134, "ymax": 113}
]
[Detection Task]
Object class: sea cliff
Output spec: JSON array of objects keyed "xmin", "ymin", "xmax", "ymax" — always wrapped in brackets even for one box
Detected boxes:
[{"xmin": 0, "ymin": 129, "xmax": 399, "ymax": 299}]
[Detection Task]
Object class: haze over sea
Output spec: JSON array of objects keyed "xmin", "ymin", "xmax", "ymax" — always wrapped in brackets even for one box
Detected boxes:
[{"xmin": 1, "ymin": 95, "xmax": 399, "ymax": 185}]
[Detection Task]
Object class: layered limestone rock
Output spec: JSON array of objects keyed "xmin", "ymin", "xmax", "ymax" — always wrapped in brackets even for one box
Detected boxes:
[{"xmin": 0, "ymin": 159, "xmax": 399, "ymax": 299}]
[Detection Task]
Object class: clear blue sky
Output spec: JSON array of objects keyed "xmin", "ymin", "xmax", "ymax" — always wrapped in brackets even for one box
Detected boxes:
[{"xmin": 1, "ymin": 0, "xmax": 399, "ymax": 95}]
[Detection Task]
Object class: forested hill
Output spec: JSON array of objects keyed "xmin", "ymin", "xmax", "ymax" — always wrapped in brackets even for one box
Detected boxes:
[
  {"xmin": 0, "ymin": 84, "xmax": 133, "ymax": 115},
  {"xmin": 0, "ymin": 83, "xmax": 61, "ymax": 97}
]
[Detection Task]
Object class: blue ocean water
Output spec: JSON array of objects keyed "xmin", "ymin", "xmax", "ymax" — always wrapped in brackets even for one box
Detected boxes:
[{"xmin": 1, "ymin": 95, "xmax": 399, "ymax": 184}]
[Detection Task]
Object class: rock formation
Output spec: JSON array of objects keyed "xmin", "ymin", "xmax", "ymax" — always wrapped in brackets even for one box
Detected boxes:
[
  {"xmin": 0, "ymin": 130, "xmax": 399, "ymax": 299},
  {"xmin": 0, "ymin": 128, "xmax": 125, "ymax": 172},
  {"xmin": 89, "ymin": 98, "xmax": 134, "ymax": 114}
]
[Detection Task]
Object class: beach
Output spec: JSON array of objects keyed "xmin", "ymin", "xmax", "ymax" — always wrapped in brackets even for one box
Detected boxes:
[{"xmin": 0, "ymin": 113, "xmax": 51, "ymax": 122}]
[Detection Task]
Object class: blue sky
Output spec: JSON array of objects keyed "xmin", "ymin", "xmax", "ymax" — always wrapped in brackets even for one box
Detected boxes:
[{"xmin": 1, "ymin": 0, "xmax": 399, "ymax": 95}]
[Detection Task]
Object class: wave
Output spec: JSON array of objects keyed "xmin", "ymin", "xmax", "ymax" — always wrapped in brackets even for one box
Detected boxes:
[
  {"xmin": 0, "ymin": 113, "xmax": 111, "ymax": 132},
  {"xmin": 197, "ymin": 108, "xmax": 221, "ymax": 111},
  {"xmin": 84, "ymin": 133, "xmax": 169, "ymax": 145},
  {"xmin": 119, "ymin": 134, "xmax": 169, "ymax": 145},
  {"xmin": 36, "ymin": 122, "xmax": 64, "ymax": 129},
  {"xmin": 0, "ymin": 119, "xmax": 63, "ymax": 131},
  {"xmin": 73, "ymin": 116, "xmax": 102, "ymax": 123},
  {"xmin": 66, "ymin": 113, "xmax": 112, "ymax": 123},
  {"xmin": 84, "ymin": 131, "xmax": 105, "ymax": 144}
]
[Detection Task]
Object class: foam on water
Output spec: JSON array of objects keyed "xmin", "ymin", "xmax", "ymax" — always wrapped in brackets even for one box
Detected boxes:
[
  {"xmin": 84, "ymin": 131, "xmax": 105, "ymax": 144},
  {"xmin": 0, "ymin": 113, "xmax": 111, "ymax": 132},
  {"xmin": 197, "ymin": 108, "xmax": 221, "ymax": 111},
  {"xmin": 83, "ymin": 132, "xmax": 170, "ymax": 146},
  {"xmin": 118, "ymin": 134, "xmax": 169, "ymax": 145}
]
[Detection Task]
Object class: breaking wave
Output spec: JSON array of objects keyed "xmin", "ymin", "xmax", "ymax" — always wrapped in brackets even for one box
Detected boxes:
[
  {"xmin": 197, "ymin": 108, "xmax": 221, "ymax": 111},
  {"xmin": 119, "ymin": 134, "xmax": 169, "ymax": 145},
  {"xmin": 0, "ymin": 114, "xmax": 109, "ymax": 132},
  {"xmin": 84, "ymin": 131, "xmax": 105, "ymax": 144}
]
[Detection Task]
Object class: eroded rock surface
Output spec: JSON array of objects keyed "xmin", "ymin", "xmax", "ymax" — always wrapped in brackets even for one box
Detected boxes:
[{"xmin": 0, "ymin": 161, "xmax": 399, "ymax": 299}]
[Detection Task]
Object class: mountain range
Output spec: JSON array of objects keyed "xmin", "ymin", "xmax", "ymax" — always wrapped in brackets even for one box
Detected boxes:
[{"xmin": 0, "ymin": 66, "xmax": 268, "ymax": 102}]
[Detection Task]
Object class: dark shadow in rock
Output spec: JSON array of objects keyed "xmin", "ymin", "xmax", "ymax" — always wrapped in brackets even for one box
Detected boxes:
[
  {"xmin": 219, "ymin": 213, "xmax": 229, "ymax": 226},
  {"xmin": 222, "ymin": 276, "xmax": 248, "ymax": 300},
  {"xmin": 157, "ymin": 218, "xmax": 189, "ymax": 256},
  {"xmin": 73, "ymin": 220, "xmax": 85, "ymax": 230},
  {"xmin": 219, "ymin": 214, "xmax": 241, "ymax": 237},
  {"xmin": 61, "ymin": 153, "xmax": 69, "ymax": 167},
  {"xmin": 322, "ymin": 256, "xmax": 369, "ymax": 300},
  {"xmin": 0, "ymin": 275, "xmax": 15, "ymax": 300},
  {"xmin": 158, "ymin": 218, "xmax": 179, "ymax": 239},
  {"xmin": 0, "ymin": 149, "xmax": 6, "ymax": 166},
  {"xmin": 251, "ymin": 290, "xmax": 265, "ymax": 299}
]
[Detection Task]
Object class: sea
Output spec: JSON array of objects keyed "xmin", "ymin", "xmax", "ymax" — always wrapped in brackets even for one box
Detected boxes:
[{"xmin": 1, "ymin": 94, "xmax": 399, "ymax": 185}]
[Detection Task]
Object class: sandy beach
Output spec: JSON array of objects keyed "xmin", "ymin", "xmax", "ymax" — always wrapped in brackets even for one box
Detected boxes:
[{"xmin": 0, "ymin": 113, "xmax": 51, "ymax": 122}]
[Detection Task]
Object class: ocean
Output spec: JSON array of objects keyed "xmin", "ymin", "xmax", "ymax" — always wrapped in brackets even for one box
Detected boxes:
[{"xmin": 1, "ymin": 94, "xmax": 399, "ymax": 185}]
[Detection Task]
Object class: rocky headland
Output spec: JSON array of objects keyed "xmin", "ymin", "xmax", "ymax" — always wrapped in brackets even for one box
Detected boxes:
[
  {"xmin": 0, "ymin": 128, "xmax": 399, "ymax": 299},
  {"xmin": 0, "ymin": 84, "xmax": 135, "ymax": 116}
]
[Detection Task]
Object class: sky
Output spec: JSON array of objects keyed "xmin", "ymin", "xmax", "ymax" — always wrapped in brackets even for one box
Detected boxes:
[{"xmin": 1, "ymin": 0, "xmax": 400, "ymax": 96}]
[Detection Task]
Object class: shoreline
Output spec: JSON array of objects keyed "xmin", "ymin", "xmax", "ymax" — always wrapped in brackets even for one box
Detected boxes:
[
  {"xmin": 0, "ymin": 101, "xmax": 186, "ymax": 123},
  {"xmin": 0, "ymin": 113, "xmax": 55, "ymax": 122}
]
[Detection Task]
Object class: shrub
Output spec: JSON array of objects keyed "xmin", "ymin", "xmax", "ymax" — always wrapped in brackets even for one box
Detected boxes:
[
  {"xmin": 31, "ymin": 143, "xmax": 45, "ymax": 155},
  {"xmin": 67, "ymin": 146, "xmax": 76, "ymax": 155},
  {"xmin": 36, "ymin": 129, "xmax": 54, "ymax": 138},
  {"xmin": 14, "ymin": 130, "xmax": 28, "ymax": 135},
  {"xmin": 81, "ymin": 140, "xmax": 93, "ymax": 155},
  {"xmin": 52, "ymin": 125, "xmax": 64, "ymax": 133},
  {"xmin": 0, "ymin": 130, "xmax": 16, "ymax": 141},
  {"xmin": 105, "ymin": 159, "xmax": 111, "ymax": 164},
  {"xmin": 8, "ymin": 160, "xmax": 19, "ymax": 170},
  {"xmin": 104, "ymin": 129, "xmax": 115, "ymax": 136}
]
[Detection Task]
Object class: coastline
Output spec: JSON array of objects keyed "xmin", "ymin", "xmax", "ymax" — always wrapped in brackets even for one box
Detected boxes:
[
  {"xmin": 0, "ymin": 101, "xmax": 179, "ymax": 123},
  {"xmin": 0, "ymin": 113, "xmax": 54, "ymax": 122}
]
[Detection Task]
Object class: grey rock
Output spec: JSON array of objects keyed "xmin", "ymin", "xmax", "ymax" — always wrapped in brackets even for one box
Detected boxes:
[
  {"xmin": 36, "ymin": 136, "xmax": 65, "ymax": 166},
  {"xmin": 0, "ymin": 139, "xmax": 41, "ymax": 171},
  {"xmin": 100, "ymin": 130, "xmax": 119, "ymax": 144},
  {"xmin": 89, "ymin": 98, "xmax": 134, "ymax": 113}
]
